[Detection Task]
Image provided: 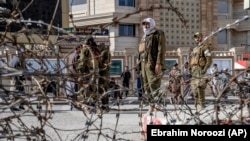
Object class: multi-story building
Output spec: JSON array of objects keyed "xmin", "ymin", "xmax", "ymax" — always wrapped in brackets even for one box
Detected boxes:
[
  {"xmin": 65, "ymin": 0, "xmax": 214, "ymax": 76},
  {"xmin": 139, "ymin": 0, "xmax": 217, "ymax": 51},
  {"xmin": 66, "ymin": 0, "xmax": 140, "ymax": 52},
  {"xmin": 217, "ymin": 0, "xmax": 250, "ymax": 59},
  {"xmin": 68, "ymin": 0, "xmax": 250, "ymax": 55},
  {"xmin": 139, "ymin": 0, "xmax": 250, "ymax": 53},
  {"xmin": 64, "ymin": 0, "xmax": 140, "ymax": 78}
]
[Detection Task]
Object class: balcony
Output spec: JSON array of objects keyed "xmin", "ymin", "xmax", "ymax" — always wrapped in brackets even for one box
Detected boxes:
[{"xmin": 235, "ymin": 21, "xmax": 250, "ymax": 31}]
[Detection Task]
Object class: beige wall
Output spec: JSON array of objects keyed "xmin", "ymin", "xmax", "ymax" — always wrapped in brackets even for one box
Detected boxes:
[
  {"xmin": 114, "ymin": 37, "xmax": 139, "ymax": 51},
  {"xmin": 89, "ymin": 0, "xmax": 115, "ymax": 15},
  {"xmin": 61, "ymin": 0, "xmax": 70, "ymax": 28}
]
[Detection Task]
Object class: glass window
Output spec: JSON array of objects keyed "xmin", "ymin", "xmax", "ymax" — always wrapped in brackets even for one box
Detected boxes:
[
  {"xmin": 119, "ymin": 24, "xmax": 135, "ymax": 36},
  {"xmin": 0, "ymin": 58, "xmax": 7, "ymax": 68},
  {"xmin": 217, "ymin": 30, "xmax": 227, "ymax": 44},
  {"xmin": 165, "ymin": 59, "xmax": 178, "ymax": 76},
  {"xmin": 119, "ymin": 0, "xmax": 135, "ymax": 7},
  {"xmin": 44, "ymin": 59, "xmax": 67, "ymax": 74},
  {"xmin": 110, "ymin": 59, "xmax": 123, "ymax": 76},
  {"xmin": 207, "ymin": 59, "xmax": 232, "ymax": 75},
  {"xmin": 93, "ymin": 28, "xmax": 109, "ymax": 36},
  {"xmin": 69, "ymin": 0, "xmax": 87, "ymax": 6},
  {"xmin": 218, "ymin": 1, "xmax": 229, "ymax": 13},
  {"xmin": 26, "ymin": 59, "xmax": 43, "ymax": 72},
  {"xmin": 26, "ymin": 59, "xmax": 67, "ymax": 73}
]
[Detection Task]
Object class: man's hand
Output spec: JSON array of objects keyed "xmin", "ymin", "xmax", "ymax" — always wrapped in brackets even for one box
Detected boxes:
[
  {"xmin": 201, "ymin": 69, "xmax": 207, "ymax": 74},
  {"xmin": 155, "ymin": 64, "xmax": 162, "ymax": 74}
]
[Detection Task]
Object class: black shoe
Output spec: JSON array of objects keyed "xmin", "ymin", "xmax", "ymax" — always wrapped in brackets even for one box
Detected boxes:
[
  {"xmin": 100, "ymin": 105, "xmax": 110, "ymax": 113},
  {"xmin": 10, "ymin": 107, "xmax": 20, "ymax": 111},
  {"xmin": 19, "ymin": 105, "xmax": 25, "ymax": 110}
]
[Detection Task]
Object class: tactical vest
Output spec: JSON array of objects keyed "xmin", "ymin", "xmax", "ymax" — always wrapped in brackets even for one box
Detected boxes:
[
  {"xmin": 190, "ymin": 46, "xmax": 206, "ymax": 67},
  {"xmin": 138, "ymin": 40, "xmax": 145, "ymax": 54}
]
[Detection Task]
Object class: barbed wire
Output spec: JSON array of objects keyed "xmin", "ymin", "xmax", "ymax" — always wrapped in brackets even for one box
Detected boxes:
[
  {"xmin": 0, "ymin": 1, "xmax": 250, "ymax": 141},
  {"xmin": 201, "ymin": 15, "xmax": 249, "ymax": 45}
]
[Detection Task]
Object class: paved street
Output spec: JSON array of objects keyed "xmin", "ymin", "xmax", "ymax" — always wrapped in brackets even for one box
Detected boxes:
[{"xmin": 1, "ymin": 96, "xmax": 250, "ymax": 141}]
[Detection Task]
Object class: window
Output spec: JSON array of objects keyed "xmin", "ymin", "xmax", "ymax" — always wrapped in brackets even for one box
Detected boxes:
[
  {"xmin": 25, "ymin": 59, "xmax": 67, "ymax": 73},
  {"xmin": 44, "ymin": 59, "xmax": 67, "ymax": 74},
  {"xmin": 208, "ymin": 59, "xmax": 232, "ymax": 75},
  {"xmin": 110, "ymin": 59, "xmax": 123, "ymax": 76},
  {"xmin": 217, "ymin": 30, "xmax": 227, "ymax": 44},
  {"xmin": 69, "ymin": 0, "xmax": 87, "ymax": 6},
  {"xmin": 0, "ymin": 57, "xmax": 7, "ymax": 69},
  {"xmin": 119, "ymin": 24, "xmax": 135, "ymax": 36},
  {"xmin": 165, "ymin": 59, "xmax": 178, "ymax": 76},
  {"xmin": 26, "ymin": 59, "xmax": 42, "ymax": 72},
  {"xmin": 64, "ymin": 28, "xmax": 75, "ymax": 33},
  {"xmin": 218, "ymin": 0, "xmax": 229, "ymax": 14},
  {"xmin": 119, "ymin": 0, "xmax": 135, "ymax": 7},
  {"xmin": 93, "ymin": 29, "xmax": 109, "ymax": 36}
]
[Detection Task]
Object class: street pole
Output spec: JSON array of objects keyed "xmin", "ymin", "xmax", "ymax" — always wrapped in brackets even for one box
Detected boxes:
[{"xmin": 55, "ymin": 45, "xmax": 60, "ymax": 97}]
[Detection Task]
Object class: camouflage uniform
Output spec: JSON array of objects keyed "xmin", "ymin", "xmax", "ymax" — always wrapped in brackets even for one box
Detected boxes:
[
  {"xmin": 138, "ymin": 18, "xmax": 166, "ymax": 103},
  {"xmin": 189, "ymin": 32, "xmax": 212, "ymax": 109},
  {"xmin": 78, "ymin": 36, "xmax": 111, "ymax": 110},
  {"xmin": 98, "ymin": 48, "xmax": 111, "ymax": 106}
]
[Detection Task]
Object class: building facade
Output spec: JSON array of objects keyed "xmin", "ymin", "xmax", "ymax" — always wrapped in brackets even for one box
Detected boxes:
[
  {"xmin": 63, "ymin": 0, "xmax": 250, "ymax": 83},
  {"xmin": 217, "ymin": 0, "xmax": 250, "ymax": 58},
  {"xmin": 1, "ymin": 0, "xmax": 249, "ymax": 91}
]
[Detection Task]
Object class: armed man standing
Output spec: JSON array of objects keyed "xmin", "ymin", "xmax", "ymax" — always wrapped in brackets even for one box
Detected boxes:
[
  {"xmin": 138, "ymin": 17, "xmax": 166, "ymax": 112},
  {"xmin": 78, "ymin": 28, "xmax": 111, "ymax": 114},
  {"xmin": 190, "ymin": 32, "xmax": 212, "ymax": 111}
]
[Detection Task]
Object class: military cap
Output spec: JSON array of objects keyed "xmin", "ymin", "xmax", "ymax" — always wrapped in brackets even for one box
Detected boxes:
[{"xmin": 193, "ymin": 32, "xmax": 202, "ymax": 38}]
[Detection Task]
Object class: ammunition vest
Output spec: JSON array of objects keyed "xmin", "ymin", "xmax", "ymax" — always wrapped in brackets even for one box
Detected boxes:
[
  {"xmin": 190, "ymin": 46, "xmax": 206, "ymax": 67},
  {"xmin": 138, "ymin": 40, "xmax": 145, "ymax": 54}
]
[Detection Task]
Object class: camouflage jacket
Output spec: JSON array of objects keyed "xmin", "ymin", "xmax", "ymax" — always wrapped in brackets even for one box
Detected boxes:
[
  {"xmin": 139, "ymin": 28, "xmax": 167, "ymax": 71},
  {"xmin": 78, "ymin": 44, "xmax": 111, "ymax": 76}
]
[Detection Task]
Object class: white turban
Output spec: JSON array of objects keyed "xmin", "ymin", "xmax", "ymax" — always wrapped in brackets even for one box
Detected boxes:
[{"xmin": 142, "ymin": 17, "xmax": 156, "ymax": 38}]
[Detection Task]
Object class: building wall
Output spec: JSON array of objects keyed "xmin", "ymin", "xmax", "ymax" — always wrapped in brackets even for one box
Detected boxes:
[
  {"xmin": 138, "ymin": 0, "xmax": 217, "ymax": 50},
  {"xmin": 68, "ymin": 0, "xmax": 250, "ymax": 56},
  {"xmin": 69, "ymin": 0, "xmax": 140, "ymax": 52},
  {"xmin": 200, "ymin": 0, "xmax": 217, "ymax": 47},
  {"xmin": 217, "ymin": 0, "xmax": 250, "ymax": 52},
  {"xmin": 89, "ymin": 0, "xmax": 115, "ymax": 15},
  {"xmin": 62, "ymin": 0, "xmax": 70, "ymax": 28}
]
